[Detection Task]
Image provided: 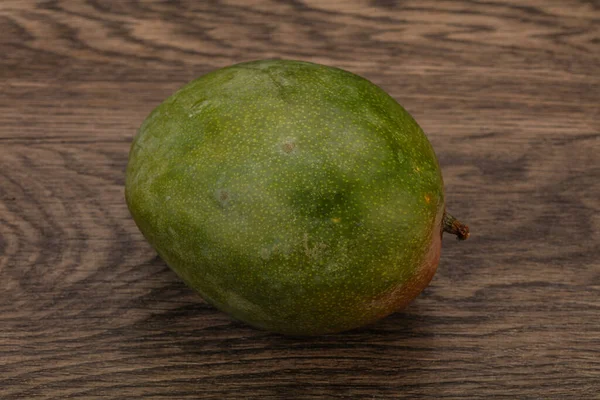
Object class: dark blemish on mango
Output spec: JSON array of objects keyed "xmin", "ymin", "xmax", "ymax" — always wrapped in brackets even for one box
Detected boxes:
[
  {"xmin": 215, "ymin": 189, "xmax": 232, "ymax": 207},
  {"xmin": 282, "ymin": 141, "xmax": 297, "ymax": 153}
]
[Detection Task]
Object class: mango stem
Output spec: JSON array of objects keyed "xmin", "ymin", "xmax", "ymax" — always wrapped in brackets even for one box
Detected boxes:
[{"xmin": 443, "ymin": 212, "xmax": 470, "ymax": 240}]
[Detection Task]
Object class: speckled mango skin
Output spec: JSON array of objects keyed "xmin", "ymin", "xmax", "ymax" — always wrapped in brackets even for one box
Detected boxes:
[{"xmin": 125, "ymin": 59, "xmax": 445, "ymax": 335}]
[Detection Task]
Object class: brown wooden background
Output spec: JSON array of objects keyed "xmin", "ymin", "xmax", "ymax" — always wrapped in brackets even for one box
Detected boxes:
[{"xmin": 1, "ymin": 1, "xmax": 599, "ymax": 398}]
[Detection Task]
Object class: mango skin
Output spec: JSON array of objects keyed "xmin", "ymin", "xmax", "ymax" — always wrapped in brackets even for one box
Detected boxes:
[{"xmin": 125, "ymin": 60, "xmax": 445, "ymax": 335}]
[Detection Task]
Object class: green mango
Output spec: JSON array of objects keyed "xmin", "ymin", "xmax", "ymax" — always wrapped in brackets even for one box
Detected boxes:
[{"xmin": 125, "ymin": 59, "xmax": 468, "ymax": 335}]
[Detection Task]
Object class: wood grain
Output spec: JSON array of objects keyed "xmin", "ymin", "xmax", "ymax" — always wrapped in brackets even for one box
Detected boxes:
[{"xmin": 1, "ymin": 0, "xmax": 599, "ymax": 398}]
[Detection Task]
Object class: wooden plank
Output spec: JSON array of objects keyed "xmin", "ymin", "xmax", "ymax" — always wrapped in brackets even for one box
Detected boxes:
[{"xmin": 1, "ymin": 0, "xmax": 599, "ymax": 398}]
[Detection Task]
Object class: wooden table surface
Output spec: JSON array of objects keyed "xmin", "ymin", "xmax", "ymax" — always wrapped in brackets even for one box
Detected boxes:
[{"xmin": 2, "ymin": 1, "xmax": 599, "ymax": 398}]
